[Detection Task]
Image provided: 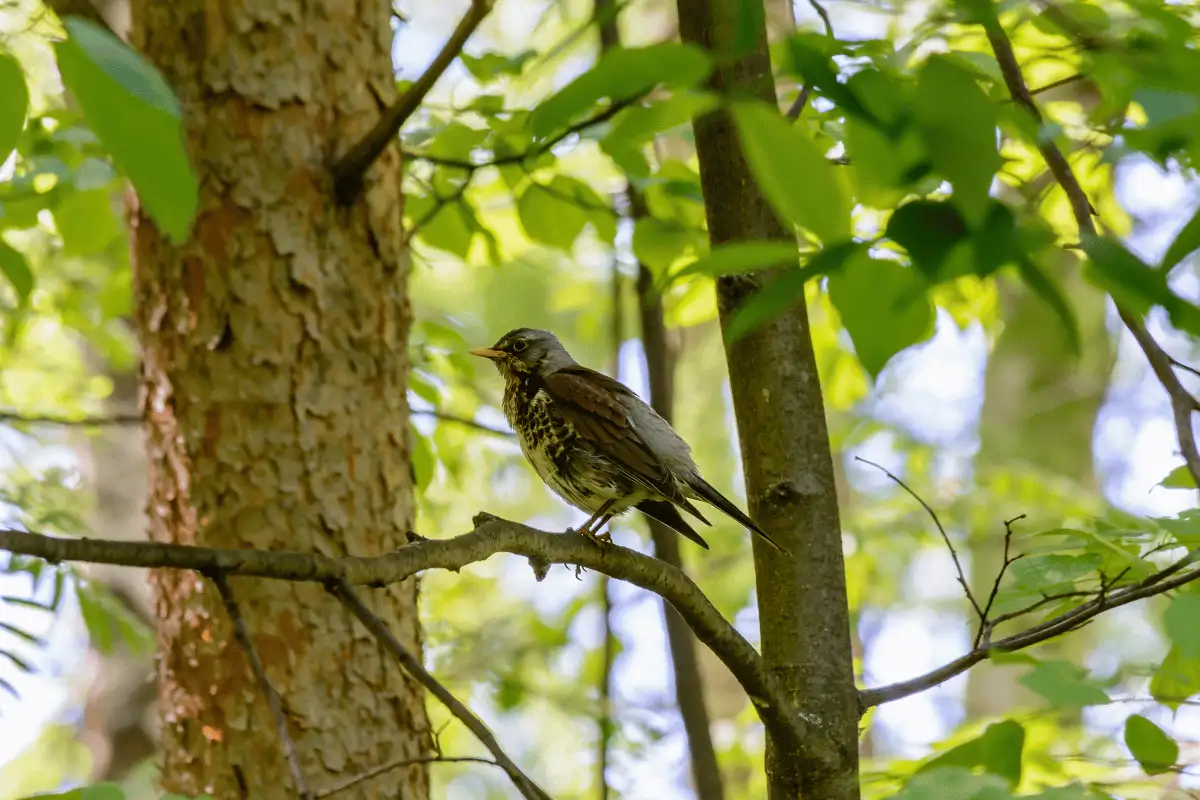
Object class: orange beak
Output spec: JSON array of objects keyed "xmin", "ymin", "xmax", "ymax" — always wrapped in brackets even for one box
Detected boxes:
[{"xmin": 470, "ymin": 347, "xmax": 504, "ymax": 360}]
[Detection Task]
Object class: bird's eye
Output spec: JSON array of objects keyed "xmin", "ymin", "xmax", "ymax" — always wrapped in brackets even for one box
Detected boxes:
[{"xmin": 511, "ymin": 339, "xmax": 529, "ymax": 353}]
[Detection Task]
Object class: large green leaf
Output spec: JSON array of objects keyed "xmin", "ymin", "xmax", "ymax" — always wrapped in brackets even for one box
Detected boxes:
[
  {"xmin": 726, "ymin": 242, "xmax": 863, "ymax": 341},
  {"xmin": 1160, "ymin": 201, "xmax": 1200, "ymax": 272},
  {"xmin": 894, "ymin": 767, "xmax": 1013, "ymax": 800},
  {"xmin": 667, "ymin": 241, "xmax": 799, "ymax": 283},
  {"xmin": 1164, "ymin": 592, "xmax": 1200, "ymax": 658},
  {"xmin": 54, "ymin": 189, "xmax": 121, "ymax": 255},
  {"xmin": 418, "ymin": 200, "xmax": 477, "ymax": 259},
  {"xmin": 0, "ymin": 52, "xmax": 28, "ymax": 164},
  {"xmin": 529, "ymin": 43, "xmax": 710, "ymax": 138},
  {"xmin": 517, "ymin": 182, "xmax": 589, "ymax": 252},
  {"xmin": 633, "ymin": 217, "xmax": 698, "ymax": 273},
  {"xmin": 1082, "ymin": 233, "xmax": 1200, "ymax": 336},
  {"xmin": 1150, "ymin": 646, "xmax": 1200, "ymax": 709},
  {"xmin": 1018, "ymin": 660, "xmax": 1109, "ymax": 709},
  {"xmin": 919, "ymin": 720, "xmax": 1025, "ymax": 788},
  {"xmin": 0, "ymin": 239, "xmax": 33, "ymax": 302},
  {"xmin": 1009, "ymin": 553, "xmax": 1101, "ymax": 591},
  {"xmin": 731, "ymin": 101, "xmax": 850, "ymax": 243},
  {"xmin": 827, "ymin": 252, "xmax": 934, "ymax": 378},
  {"xmin": 1124, "ymin": 714, "xmax": 1178, "ymax": 775},
  {"xmin": 55, "ymin": 17, "xmax": 198, "ymax": 241},
  {"xmin": 913, "ymin": 56, "xmax": 1002, "ymax": 226},
  {"xmin": 604, "ymin": 92, "xmax": 718, "ymax": 148}
]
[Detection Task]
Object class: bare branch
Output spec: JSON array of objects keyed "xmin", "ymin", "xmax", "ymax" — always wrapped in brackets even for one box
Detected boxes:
[
  {"xmin": 332, "ymin": 0, "xmax": 494, "ymax": 202},
  {"xmin": 316, "ymin": 756, "xmax": 501, "ymax": 799},
  {"xmin": 411, "ymin": 409, "xmax": 514, "ymax": 437},
  {"xmin": 855, "ymin": 457, "xmax": 982, "ymax": 618},
  {"xmin": 973, "ymin": 514, "xmax": 1026, "ymax": 648},
  {"xmin": 0, "ymin": 409, "xmax": 143, "ymax": 427},
  {"xmin": 785, "ymin": 0, "xmax": 832, "ymax": 121},
  {"xmin": 0, "ymin": 513, "xmax": 831, "ymax": 767},
  {"xmin": 982, "ymin": 4, "xmax": 1200, "ymax": 490},
  {"xmin": 327, "ymin": 580, "xmax": 553, "ymax": 800},
  {"xmin": 209, "ymin": 571, "xmax": 312, "ymax": 799},
  {"xmin": 859, "ymin": 548, "xmax": 1200, "ymax": 709}
]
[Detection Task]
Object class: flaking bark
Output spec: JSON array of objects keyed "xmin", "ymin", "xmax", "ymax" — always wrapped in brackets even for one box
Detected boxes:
[{"xmin": 127, "ymin": 2, "xmax": 429, "ymax": 796}]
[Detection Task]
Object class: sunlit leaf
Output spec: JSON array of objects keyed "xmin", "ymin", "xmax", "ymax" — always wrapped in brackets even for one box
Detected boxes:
[
  {"xmin": 919, "ymin": 719, "xmax": 1024, "ymax": 787},
  {"xmin": 1019, "ymin": 660, "xmax": 1109, "ymax": 709},
  {"xmin": 0, "ymin": 52, "xmax": 29, "ymax": 164},
  {"xmin": 1161, "ymin": 202, "xmax": 1200, "ymax": 272},
  {"xmin": 1124, "ymin": 714, "xmax": 1178, "ymax": 775},
  {"xmin": 0, "ymin": 239, "xmax": 33, "ymax": 302},
  {"xmin": 731, "ymin": 101, "xmax": 850, "ymax": 243},
  {"xmin": 517, "ymin": 183, "xmax": 589, "ymax": 252},
  {"xmin": 1164, "ymin": 592, "xmax": 1200, "ymax": 657},
  {"xmin": 1160, "ymin": 464, "xmax": 1195, "ymax": 489},
  {"xmin": 529, "ymin": 43, "xmax": 710, "ymax": 138},
  {"xmin": 1151, "ymin": 646, "xmax": 1200, "ymax": 709},
  {"xmin": 460, "ymin": 50, "xmax": 535, "ymax": 82},
  {"xmin": 913, "ymin": 56, "xmax": 1002, "ymax": 226},
  {"xmin": 55, "ymin": 17, "xmax": 198, "ymax": 241},
  {"xmin": 54, "ymin": 189, "xmax": 121, "ymax": 255},
  {"xmin": 827, "ymin": 252, "xmax": 934, "ymax": 378}
]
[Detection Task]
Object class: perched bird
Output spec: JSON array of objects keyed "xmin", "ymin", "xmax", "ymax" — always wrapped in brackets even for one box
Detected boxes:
[{"xmin": 471, "ymin": 328, "xmax": 784, "ymax": 552}]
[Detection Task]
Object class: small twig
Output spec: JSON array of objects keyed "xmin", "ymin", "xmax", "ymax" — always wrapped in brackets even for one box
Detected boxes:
[
  {"xmin": 973, "ymin": 514, "xmax": 1027, "ymax": 647},
  {"xmin": 315, "ymin": 755, "xmax": 501, "ymax": 799},
  {"xmin": 1169, "ymin": 355, "xmax": 1200, "ymax": 383},
  {"xmin": 209, "ymin": 571, "xmax": 311, "ymax": 800},
  {"xmin": 326, "ymin": 580, "xmax": 555, "ymax": 800},
  {"xmin": 804, "ymin": 0, "xmax": 833, "ymax": 37},
  {"xmin": 987, "ymin": 589, "xmax": 1097, "ymax": 628},
  {"xmin": 332, "ymin": 0, "xmax": 495, "ymax": 202},
  {"xmin": 0, "ymin": 409, "xmax": 143, "ymax": 427},
  {"xmin": 785, "ymin": 85, "xmax": 813, "ymax": 121},
  {"xmin": 855, "ymin": 457, "xmax": 983, "ymax": 618},
  {"xmin": 410, "ymin": 409, "xmax": 514, "ymax": 438}
]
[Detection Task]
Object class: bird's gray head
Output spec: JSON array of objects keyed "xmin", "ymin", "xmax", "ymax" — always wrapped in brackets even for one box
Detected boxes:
[{"xmin": 470, "ymin": 328, "xmax": 577, "ymax": 378}]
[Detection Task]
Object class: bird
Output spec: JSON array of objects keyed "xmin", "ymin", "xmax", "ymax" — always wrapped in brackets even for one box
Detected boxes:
[{"xmin": 470, "ymin": 327, "xmax": 785, "ymax": 552}]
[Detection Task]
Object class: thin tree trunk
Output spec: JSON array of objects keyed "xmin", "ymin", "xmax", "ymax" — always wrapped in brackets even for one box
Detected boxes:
[
  {"xmin": 676, "ymin": 0, "xmax": 859, "ymax": 796},
  {"xmin": 127, "ymin": 2, "xmax": 429, "ymax": 797},
  {"xmin": 595, "ymin": 3, "xmax": 728, "ymax": 797}
]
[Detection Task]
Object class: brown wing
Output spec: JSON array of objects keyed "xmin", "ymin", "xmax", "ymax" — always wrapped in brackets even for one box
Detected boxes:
[{"xmin": 540, "ymin": 367, "xmax": 683, "ymax": 502}]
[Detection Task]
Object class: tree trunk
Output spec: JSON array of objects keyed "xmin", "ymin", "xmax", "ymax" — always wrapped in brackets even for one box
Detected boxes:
[
  {"xmin": 127, "ymin": 3, "xmax": 429, "ymax": 797},
  {"xmin": 675, "ymin": 0, "xmax": 860, "ymax": 796}
]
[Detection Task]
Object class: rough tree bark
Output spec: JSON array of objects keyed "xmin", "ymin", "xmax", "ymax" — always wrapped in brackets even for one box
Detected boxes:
[
  {"xmin": 126, "ymin": 2, "xmax": 429, "ymax": 796},
  {"xmin": 676, "ymin": 0, "xmax": 860, "ymax": 796}
]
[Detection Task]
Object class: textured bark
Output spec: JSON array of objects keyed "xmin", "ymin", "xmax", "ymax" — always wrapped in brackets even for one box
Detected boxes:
[
  {"xmin": 676, "ymin": 0, "xmax": 860, "ymax": 796},
  {"xmin": 127, "ymin": 2, "xmax": 429, "ymax": 797}
]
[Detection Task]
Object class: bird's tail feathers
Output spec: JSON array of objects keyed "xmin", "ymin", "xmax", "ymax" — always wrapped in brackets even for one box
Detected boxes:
[
  {"xmin": 636, "ymin": 500, "xmax": 710, "ymax": 550},
  {"xmin": 689, "ymin": 478, "xmax": 789, "ymax": 554}
]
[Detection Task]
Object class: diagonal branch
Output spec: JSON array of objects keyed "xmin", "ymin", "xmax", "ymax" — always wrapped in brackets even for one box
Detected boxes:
[
  {"xmin": 332, "ymin": 0, "xmax": 494, "ymax": 202},
  {"xmin": 859, "ymin": 547, "xmax": 1200, "ymax": 709},
  {"xmin": 326, "ymin": 580, "xmax": 553, "ymax": 800},
  {"xmin": 855, "ymin": 457, "xmax": 983, "ymax": 618},
  {"xmin": 982, "ymin": 6, "xmax": 1200, "ymax": 489},
  {"xmin": 0, "ymin": 512, "xmax": 832, "ymax": 768},
  {"xmin": 208, "ymin": 571, "xmax": 312, "ymax": 799}
]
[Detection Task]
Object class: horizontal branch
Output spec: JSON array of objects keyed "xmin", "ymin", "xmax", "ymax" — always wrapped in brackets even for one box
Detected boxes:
[
  {"xmin": 0, "ymin": 513, "xmax": 834, "ymax": 768},
  {"xmin": 858, "ymin": 548, "xmax": 1200, "ymax": 709}
]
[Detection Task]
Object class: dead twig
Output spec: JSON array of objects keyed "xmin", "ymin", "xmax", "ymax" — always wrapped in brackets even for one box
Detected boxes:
[
  {"xmin": 315, "ymin": 755, "xmax": 500, "ymax": 799},
  {"xmin": 208, "ymin": 571, "xmax": 312, "ymax": 800}
]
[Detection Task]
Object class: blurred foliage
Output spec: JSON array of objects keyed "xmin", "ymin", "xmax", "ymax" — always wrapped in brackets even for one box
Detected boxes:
[{"xmin": 0, "ymin": 0, "xmax": 1196, "ymax": 797}]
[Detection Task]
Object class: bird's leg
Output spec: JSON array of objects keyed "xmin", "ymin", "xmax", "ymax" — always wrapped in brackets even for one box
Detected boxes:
[
  {"xmin": 592, "ymin": 514, "xmax": 615, "ymax": 545},
  {"xmin": 574, "ymin": 500, "xmax": 615, "ymax": 541}
]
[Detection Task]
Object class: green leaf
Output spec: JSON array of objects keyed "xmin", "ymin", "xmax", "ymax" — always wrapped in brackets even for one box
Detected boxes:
[
  {"xmin": 1161, "ymin": 202, "xmax": 1200, "ymax": 272},
  {"xmin": 529, "ymin": 43, "xmax": 710, "ymax": 139},
  {"xmin": 411, "ymin": 425, "xmax": 435, "ymax": 491},
  {"xmin": 419, "ymin": 200, "xmax": 476, "ymax": 259},
  {"xmin": 887, "ymin": 200, "xmax": 971, "ymax": 279},
  {"xmin": 35, "ymin": 784, "xmax": 127, "ymax": 800},
  {"xmin": 1150, "ymin": 646, "xmax": 1200, "ymax": 710},
  {"xmin": 1164, "ymin": 593, "xmax": 1200, "ymax": 658},
  {"xmin": 726, "ymin": 242, "xmax": 865, "ymax": 341},
  {"xmin": 1124, "ymin": 714, "xmax": 1178, "ymax": 775},
  {"xmin": 55, "ymin": 17, "xmax": 198, "ymax": 241},
  {"xmin": 920, "ymin": 720, "xmax": 1025, "ymax": 787},
  {"xmin": 827, "ymin": 252, "xmax": 935, "ymax": 378},
  {"xmin": 78, "ymin": 582, "xmax": 114, "ymax": 654},
  {"xmin": 633, "ymin": 217, "xmax": 698, "ymax": 273},
  {"xmin": 460, "ymin": 50, "xmax": 535, "ymax": 82},
  {"xmin": 1010, "ymin": 553, "xmax": 1101, "ymax": 590},
  {"xmin": 913, "ymin": 57, "xmax": 1001, "ymax": 226},
  {"xmin": 0, "ymin": 647, "xmax": 32, "ymax": 673},
  {"xmin": 895, "ymin": 766, "xmax": 1013, "ymax": 800},
  {"xmin": 667, "ymin": 241, "xmax": 799, "ymax": 283},
  {"xmin": 1081, "ymin": 233, "xmax": 1200, "ymax": 336},
  {"xmin": 517, "ymin": 183, "xmax": 589, "ymax": 252},
  {"xmin": 1160, "ymin": 464, "xmax": 1195, "ymax": 489},
  {"xmin": 0, "ymin": 620, "xmax": 40, "ymax": 645},
  {"xmin": 0, "ymin": 52, "xmax": 29, "ymax": 163},
  {"xmin": 604, "ymin": 92, "xmax": 718, "ymax": 147},
  {"xmin": 731, "ymin": 101, "xmax": 850, "ymax": 243},
  {"xmin": 0, "ymin": 239, "xmax": 33, "ymax": 302},
  {"xmin": 544, "ymin": 175, "xmax": 616, "ymax": 243},
  {"xmin": 1019, "ymin": 660, "xmax": 1109, "ymax": 709},
  {"xmin": 54, "ymin": 189, "xmax": 121, "ymax": 255}
]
